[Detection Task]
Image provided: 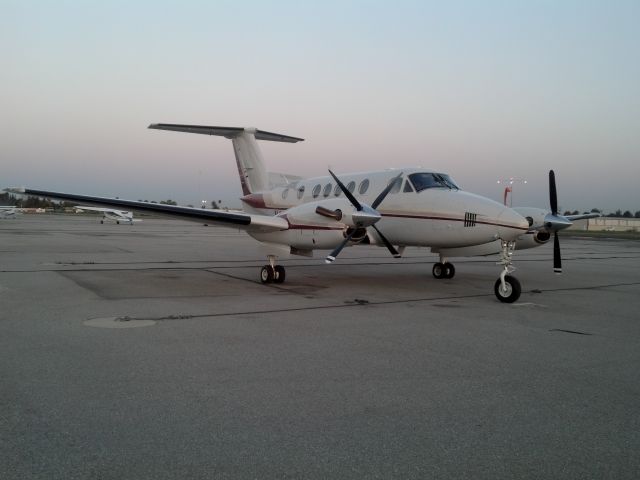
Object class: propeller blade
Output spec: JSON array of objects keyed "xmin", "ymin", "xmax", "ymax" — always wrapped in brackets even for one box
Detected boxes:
[
  {"xmin": 371, "ymin": 172, "xmax": 403, "ymax": 210},
  {"xmin": 325, "ymin": 230, "xmax": 356, "ymax": 263},
  {"xmin": 372, "ymin": 225, "xmax": 401, "ymax": 258},
  {"xmin": 328, "ymin": 170, "xmax": 362, "ymax": 211},
  {"xmin": 549, "ymin": 170, "xmax": 558, "ymax": 215},
  {"xmin": 553, "ymin": 231, "xmax": 562, "ymax": 274}
]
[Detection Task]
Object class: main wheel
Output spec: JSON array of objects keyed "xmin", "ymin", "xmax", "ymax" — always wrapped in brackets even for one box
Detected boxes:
[
  {"xmin": 494, "ymin": 275, "xmax": 521, "ymax": 303},
  {"xmin": 432, "ymin": 262, "xmax": 445, "ymax": 279},
  {"xmin": 443, "ymin": 262, "xmax": 455, "ymax": 279},
  {"xmin": 260, "ymin": 265, "xmax": 274, "ymax": 284},
  {"xmin": 274, "ymin": 265, "xmax": 286, "ymax": 284}
]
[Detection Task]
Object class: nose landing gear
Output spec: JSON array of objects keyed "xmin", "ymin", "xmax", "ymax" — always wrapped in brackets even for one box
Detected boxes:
[{"xmin": 495, "ymin": 240, "xmax": 521, "ymax": 303}]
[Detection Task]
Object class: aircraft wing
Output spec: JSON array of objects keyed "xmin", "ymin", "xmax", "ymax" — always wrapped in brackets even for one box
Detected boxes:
[
  {"xmin": 565, "ymin": 213, "xmax": 602, "ymax": 221},
  {"xmin": 9, "ymin": 188, "xmax": 288, "ymax": 232}
]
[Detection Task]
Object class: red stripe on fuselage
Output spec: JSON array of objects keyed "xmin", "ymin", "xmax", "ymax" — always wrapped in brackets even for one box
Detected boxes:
[{"xmin": 381, "ymin": 213, "xmax": 529, "ymax": 231}]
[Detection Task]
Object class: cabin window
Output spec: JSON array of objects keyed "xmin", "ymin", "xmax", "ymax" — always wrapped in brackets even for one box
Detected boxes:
[
  {"xmin": 347, "ymin": 181, "xmax": 356, "ymax": 193},
  {"xmin": 297, "ymin": 186, "xmax": 305, "ymax": 199},
  {"xmin": 359, "ymin": 179, "xmax": 370, "ymax": 194},
  {"xmin": 282, "ymin": 189, "xmax": 289, "ymax": 199},
  {"xmin": 312, "ymin": 184, "xmax": 321, "ymax": 198},
  {"xmin": 334, "ymin": 184, "xmax": 342, "ymax": 196},
  {"xmin": 323, "ymin": 183, "xmax": 332, "ymax": 197}
]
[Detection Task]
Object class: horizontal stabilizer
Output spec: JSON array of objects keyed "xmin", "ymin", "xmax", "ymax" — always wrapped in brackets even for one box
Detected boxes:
[{"xmin": 148, "ymin": 124, "xmax": 304, "ymax": 143}]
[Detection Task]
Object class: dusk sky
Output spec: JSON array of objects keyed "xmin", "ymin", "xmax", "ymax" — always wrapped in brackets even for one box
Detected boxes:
[{"xmin": 2, "ymin": 1, "xmax": 639, "ymax": 212}]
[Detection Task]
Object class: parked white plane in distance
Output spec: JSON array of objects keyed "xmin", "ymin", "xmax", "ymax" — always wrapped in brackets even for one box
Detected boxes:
[
  {"xmin": 75, "ymin": 206, "xmax": 140, "ymax": 225},
  {"xmin": 6, "ymin": 123, "xmax": 599, "ymax": 303},
  {"xmin": 0, "ymin": 206, "xmax": 20, "ymax": 219}
]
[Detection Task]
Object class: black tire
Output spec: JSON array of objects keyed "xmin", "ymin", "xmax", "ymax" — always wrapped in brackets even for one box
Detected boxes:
[
  {"xmin": 432, "ymin": 262, "xmax": 444, "ymax": 279},
  {"xmin": 260, "ymin": 265, "xmax": 274, "ymax": 284},
  {"xmin": 494, "ymin": 275, "xmax": 521, "ymax": 303},
  {"xmin": 100, "ymin": 220, "xmax": 104, "ymax": 224},
  {"xmin": 274, "ymin": 265, "xmax": 286, "ymax": 284},
  {"xmin": 443, "ymin": 262, "xmax": 455, "ymax": 279}
]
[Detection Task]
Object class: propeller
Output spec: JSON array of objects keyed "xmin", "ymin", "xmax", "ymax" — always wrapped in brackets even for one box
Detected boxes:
[
  {"xmin": 544, "ymin": 170, "xmax": 573, "ymax": 274},
  {"xmin": 325, "ymin": 170, "xmax": 402, "ymax": 263}
]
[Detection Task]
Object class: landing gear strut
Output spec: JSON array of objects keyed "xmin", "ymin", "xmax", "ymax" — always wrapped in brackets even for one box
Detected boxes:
[
  {"xmin": 260, "ymin": 255, "xmax": 286, "ymax": 284},
  {"xmin": 494, "ymin": 240, "xmax": 521, "ymax": 303},
  {"xmin": 432, "ymin": 255, "xmax": 455, "ymax": 279}
]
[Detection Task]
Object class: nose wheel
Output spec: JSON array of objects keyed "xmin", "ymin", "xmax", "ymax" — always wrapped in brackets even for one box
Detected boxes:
[
  {"xmin": 494, "ymin": 275, "xmax": 521, "ymax": 303},
  {"xmin": 260, "ymin": 256, "xmax": 286, "ymax": 284}
]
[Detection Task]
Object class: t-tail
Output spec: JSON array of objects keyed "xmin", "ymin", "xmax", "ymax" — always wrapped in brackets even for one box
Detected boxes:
[{"xmin": 148, "ymin": 124, "xmax": 304, "ymax": 195}]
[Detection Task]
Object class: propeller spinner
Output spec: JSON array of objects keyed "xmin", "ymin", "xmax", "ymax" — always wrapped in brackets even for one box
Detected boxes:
[{"xmin": 325, "ymin": 170, "xmax": 402, "ymax": 263}]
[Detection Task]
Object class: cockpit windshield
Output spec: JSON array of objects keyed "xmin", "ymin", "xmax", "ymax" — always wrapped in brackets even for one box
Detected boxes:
[{"xmin": 408, "ymin": 172, "xmax": 460, "ymax": 192}]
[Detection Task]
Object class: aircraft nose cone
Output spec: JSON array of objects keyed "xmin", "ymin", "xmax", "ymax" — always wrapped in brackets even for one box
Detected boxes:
[{"xmin": 497, "ymin": 208, "xmax": 529, "ymax": 239}]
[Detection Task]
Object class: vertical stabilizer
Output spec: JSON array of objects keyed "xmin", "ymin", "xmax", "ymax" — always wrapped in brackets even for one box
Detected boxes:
[
  {"xmin": 231, "ymin": 130, "xmax": 269, "ymax": 195},
  {"xmin": 148, "ymin": 123, "xmax": 304, "ymax": 195}
]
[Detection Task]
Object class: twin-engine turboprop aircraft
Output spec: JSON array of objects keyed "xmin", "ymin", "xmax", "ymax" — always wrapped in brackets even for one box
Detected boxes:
[{"xmin": 7, "ymin": 123, "xmax": 591, "ymax": 303}]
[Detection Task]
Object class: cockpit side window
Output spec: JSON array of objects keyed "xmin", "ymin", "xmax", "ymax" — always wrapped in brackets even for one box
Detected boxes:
[{"xmin": 403, "ymin": 179, "xmax": 414, "ymax": 193}]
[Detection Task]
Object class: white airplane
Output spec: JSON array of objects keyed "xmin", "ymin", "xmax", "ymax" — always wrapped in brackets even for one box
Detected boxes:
[
  {"xmin": 75, "ymin": 206, "xmax": 140, "ymax": 224},
  {"xmin": 7, "ymin": 123, "xmax": 594, "ymax": 303},
  {"xmin": 0, "ymin": 206, "xmax": 20, "ymax": 219}
]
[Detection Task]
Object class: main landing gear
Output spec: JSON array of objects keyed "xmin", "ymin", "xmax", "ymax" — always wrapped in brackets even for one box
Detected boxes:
[
  {"xmin": 260, "ymin": 255, "xmax": 286, "ymax": 284},
  {"xmin": 494, "ymin": 240, "xmax": 521, "ymax": 303},
  {"xmin": 432, "ymin": 256, "xmax": 455, "ymax": 279}
]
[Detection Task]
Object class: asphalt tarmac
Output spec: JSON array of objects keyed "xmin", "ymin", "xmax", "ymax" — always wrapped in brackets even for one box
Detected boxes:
[{"xmin": 2, "ymin": 214, "xmax": 639, "ymax": 479}]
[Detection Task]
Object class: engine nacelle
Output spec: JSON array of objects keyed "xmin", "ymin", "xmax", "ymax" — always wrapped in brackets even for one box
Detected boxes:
[
  {"xmin": 513, "ymin": 207, "xmax": 549, "ymax": 230},
  {"xmin": 249, "ymin": 198, "xmax": 374, "ymax": 253},
  {"xmin": 284, "ymin": 198, "xmax": 362, "ymax": 229},
  {"xmin": 515, "ymin": 230, "xmax": 551, "ymax": 250}
]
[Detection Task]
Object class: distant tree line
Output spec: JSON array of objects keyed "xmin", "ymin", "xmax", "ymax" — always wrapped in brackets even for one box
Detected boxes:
[
  {"xmin": 136, "ymin": 199, "xmax": 178, "ymax": 205},
  {"xmin": 562, "ymin": 208, "xmax": 640, "ymax": 218},
  {"xmin": 0, "ymin": 192, "xmax": 72, "ymax": 210},
  {"xmin": 0, "ymin": 193, "xmax": 185, "ymax": 209}
]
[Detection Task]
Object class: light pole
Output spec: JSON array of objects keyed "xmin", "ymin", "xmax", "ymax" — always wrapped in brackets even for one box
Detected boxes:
[{"xmin": 496, "ymin": 177, "xmax": 527, "ymax": 207}]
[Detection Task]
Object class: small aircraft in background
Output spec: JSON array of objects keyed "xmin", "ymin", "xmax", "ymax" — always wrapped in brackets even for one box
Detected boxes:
[
  {"xmin": 6, "ymin": 123, "xmax": 598, "ymax": 303},
  {"xmin": 75, "ymin": 206, "xmax": 140, "ymax": 225},
  {"xmin": 0, "ymin": 206, "xmax": 20, "ymax": 219}
]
